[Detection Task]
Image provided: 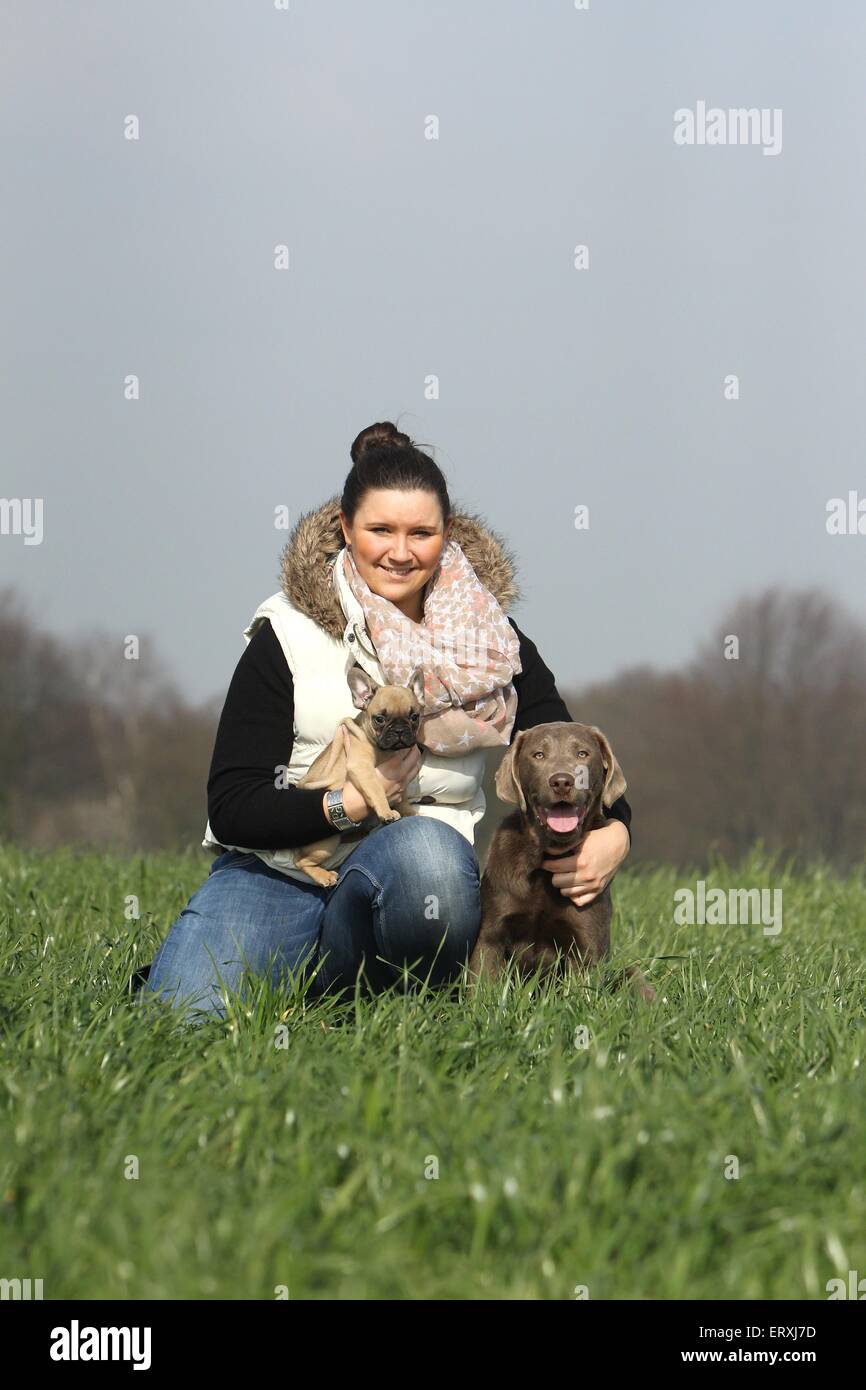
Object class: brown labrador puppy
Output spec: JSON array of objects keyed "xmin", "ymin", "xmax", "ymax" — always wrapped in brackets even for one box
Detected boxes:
[{"xmin": 467, "ymin": 722, "xmax": 655, "ymax": 1001}]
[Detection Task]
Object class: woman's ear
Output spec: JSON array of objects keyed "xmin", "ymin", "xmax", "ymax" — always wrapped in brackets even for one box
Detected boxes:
[
  {"xmin": 494, "ymin": 730, "xmax": 528, "ymax": 811},
  {"xmin": 587, "ymin": 726, "xmax": 627, "ymax": 807}
]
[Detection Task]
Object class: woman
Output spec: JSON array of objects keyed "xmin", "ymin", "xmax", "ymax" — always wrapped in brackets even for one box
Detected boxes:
[{"xmin": 142, "ymin": 422, "xmax": 632, "ymax": 1021}]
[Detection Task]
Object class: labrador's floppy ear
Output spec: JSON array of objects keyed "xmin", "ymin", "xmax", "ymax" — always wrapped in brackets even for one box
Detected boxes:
[
  {"xmin": 586, "ymin": 725, "xmax": 627, "ymax": 807},
  {"xmin": 494, "ymin": 730, "xmax": 529, "ymax": 812}
]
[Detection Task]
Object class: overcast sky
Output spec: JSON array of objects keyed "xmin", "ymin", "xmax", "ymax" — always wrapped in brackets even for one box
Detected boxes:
[{"xmin": 3, "ymin": 0, "xmax": 865, "ymax": 705}]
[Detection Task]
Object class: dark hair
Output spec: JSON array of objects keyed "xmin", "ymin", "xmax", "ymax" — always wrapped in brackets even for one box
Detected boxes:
[{"xmin": 342, "ymin": 421, "xmax": 452, "ymax": 532}]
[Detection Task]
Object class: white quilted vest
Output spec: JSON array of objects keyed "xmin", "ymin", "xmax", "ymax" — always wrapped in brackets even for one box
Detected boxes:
[{"xmin": 201, "ymin": 555, "xmax": 487, "ymax": 882}]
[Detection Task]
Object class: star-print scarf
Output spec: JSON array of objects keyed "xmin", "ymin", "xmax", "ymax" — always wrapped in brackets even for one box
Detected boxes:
[{"xmin": 333, "ymin": 540, "xmax": 522, "ymax": 755}]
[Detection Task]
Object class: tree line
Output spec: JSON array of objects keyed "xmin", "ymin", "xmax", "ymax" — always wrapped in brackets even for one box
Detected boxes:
[{"xmin": 2, "ymin": 583, "xmax": 864, "ymax": 869}]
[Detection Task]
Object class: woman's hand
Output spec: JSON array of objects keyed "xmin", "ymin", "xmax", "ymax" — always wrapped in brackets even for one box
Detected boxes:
[{"xmin": 540, "ymin": 820, "xmax": 630, "ymax": 907}]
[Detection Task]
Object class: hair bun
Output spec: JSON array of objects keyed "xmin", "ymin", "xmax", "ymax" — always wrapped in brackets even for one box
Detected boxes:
[{"xmin": 350, "ymin": 421, "xmax": 413, "ymax": 465}]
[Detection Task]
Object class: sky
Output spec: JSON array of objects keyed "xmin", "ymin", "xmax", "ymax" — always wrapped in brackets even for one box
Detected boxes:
[{"xmin": 3, "ymin": 0, "xmax": 865, "ymax": 705}]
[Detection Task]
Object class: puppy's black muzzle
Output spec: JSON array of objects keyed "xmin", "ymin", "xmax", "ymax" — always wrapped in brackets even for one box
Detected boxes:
[{"xmin": 377, "ymin": 721, "xmax": 418, "ymax": 750}]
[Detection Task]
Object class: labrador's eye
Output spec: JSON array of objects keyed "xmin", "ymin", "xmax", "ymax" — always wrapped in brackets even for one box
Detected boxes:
[
  {"xmin": 576, "ymin": 749, "xmax": 589, "ymax": 759},
  {"xmin": 533, "ymin": 750, "xmax": 545, "ymax": 759}
]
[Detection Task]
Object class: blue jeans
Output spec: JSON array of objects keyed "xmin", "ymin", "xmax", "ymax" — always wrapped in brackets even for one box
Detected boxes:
[{"xmin": 142, "ymin": 816, "xmax": 481, "ymax": 1022}]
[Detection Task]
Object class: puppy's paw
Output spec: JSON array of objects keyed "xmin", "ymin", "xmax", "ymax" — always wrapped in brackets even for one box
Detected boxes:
[
  {"xmin": 304, "ymin": 867, "xmax": 339, "ymax": 888},
  {"xmin": 379, "ymin": 809, "xmax": 402, "ymax": 823}
]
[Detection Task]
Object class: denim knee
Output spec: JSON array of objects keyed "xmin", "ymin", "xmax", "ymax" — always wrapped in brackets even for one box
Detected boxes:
[
  {"xmin": 381, "ymin": 814, "xmax": 479, "ymax": 894},
  {"xmin": 367, "ymin": 816, "xmax": 480, "ymax": 963}
]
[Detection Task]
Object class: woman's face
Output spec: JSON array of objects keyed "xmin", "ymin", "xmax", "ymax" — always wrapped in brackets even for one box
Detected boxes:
[{"xmin": 340, "ymin": 488, "xmax": 450, "ymax": 623}]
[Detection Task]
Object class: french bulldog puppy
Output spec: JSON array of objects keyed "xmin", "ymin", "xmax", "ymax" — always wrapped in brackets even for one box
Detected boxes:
[{"xmin": 293, "ymin": 663, "xmax": 425, "ymax": 887}]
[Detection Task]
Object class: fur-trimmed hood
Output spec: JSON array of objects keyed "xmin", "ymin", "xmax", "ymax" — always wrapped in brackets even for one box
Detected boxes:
[{"xmin": 279, "ymin": 493, "xmax": 523, "ymax": 641}]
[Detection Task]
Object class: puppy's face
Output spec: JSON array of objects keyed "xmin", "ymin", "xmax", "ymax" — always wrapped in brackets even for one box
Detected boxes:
[
  {"xmin": 495, "ymin": 721, "xmax": 626, "ymax": 850},
  {"xmin": 347, "ymin": 663, "xmax": 425, "ymax": 751}
]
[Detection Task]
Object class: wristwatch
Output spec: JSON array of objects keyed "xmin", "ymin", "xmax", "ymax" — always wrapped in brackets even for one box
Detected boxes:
[{"xmin": 325, "ymin": 787, "xmax": 366, "ymax": 831}]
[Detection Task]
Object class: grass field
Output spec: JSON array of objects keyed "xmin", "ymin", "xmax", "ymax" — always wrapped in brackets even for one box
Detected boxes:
[{"xmin": 1, "ymin": 841, "xmax": 864, "ymax": 1300}]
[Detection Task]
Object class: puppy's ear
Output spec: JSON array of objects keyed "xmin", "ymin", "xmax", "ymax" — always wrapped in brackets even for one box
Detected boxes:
[
  {"xmin": 587, "ymin": 726, "xmax": 627, "ymax": 807},
  {"xmin": 494, "ymin": 730, "xmax": 528, "ymax": 811},
  {"xmin": 347, "ymin": 663, "xmax": 379, "ymax": 710},
  {"xmin": 405, "ymin": 664, "xmax": 425, "ymax": 708}
]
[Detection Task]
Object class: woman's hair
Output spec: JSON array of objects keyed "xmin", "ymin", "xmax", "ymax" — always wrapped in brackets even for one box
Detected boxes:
[{"xmin": 342, "ymin": 421, "xmax": 452, "ymax": 531}]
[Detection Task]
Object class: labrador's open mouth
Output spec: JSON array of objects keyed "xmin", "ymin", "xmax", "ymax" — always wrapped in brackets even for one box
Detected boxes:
[{"xmin": 536, "ymin": 801, "xmax": 585, "ymax": 835}]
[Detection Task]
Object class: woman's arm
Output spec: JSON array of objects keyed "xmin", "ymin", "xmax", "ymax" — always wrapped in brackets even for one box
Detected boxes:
[
  {"xmin": 509, "ymin": 618, "xmax": 632, "ymax": 847},
  {"xmin": 207, "ymin": 620, "xmax": 341, "ymax": 849}
]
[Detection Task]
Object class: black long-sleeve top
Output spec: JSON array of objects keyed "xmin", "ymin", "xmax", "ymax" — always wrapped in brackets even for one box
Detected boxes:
[{"xmin": 206, "ymin": 617, "xmax": 632, "ymax": 851}]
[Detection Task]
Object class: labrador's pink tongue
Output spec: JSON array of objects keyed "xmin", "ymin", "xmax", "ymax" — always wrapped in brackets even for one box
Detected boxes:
[{"xmin": 546, "ymin": 806, "xmax": 579, "ymax": 833}]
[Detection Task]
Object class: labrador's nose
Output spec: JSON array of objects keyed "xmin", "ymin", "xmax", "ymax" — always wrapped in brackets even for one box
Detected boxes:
[{"xmin": 548, "ymin": 772, "xmax": 574, "ymax": 798}]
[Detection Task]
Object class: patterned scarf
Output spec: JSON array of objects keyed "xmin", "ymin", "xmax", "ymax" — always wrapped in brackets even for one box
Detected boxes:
[{"xmin": 333, "ymin": 541, "xmax": 522, "ymax": 755}]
